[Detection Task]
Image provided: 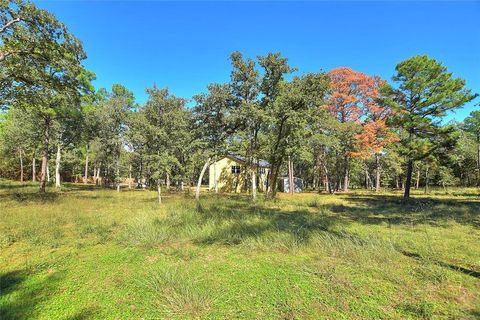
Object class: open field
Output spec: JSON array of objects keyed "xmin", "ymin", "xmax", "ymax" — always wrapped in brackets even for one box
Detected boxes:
[{"xmin": 0, "ymin": 180, "xmax": 479, "ymax": 319}]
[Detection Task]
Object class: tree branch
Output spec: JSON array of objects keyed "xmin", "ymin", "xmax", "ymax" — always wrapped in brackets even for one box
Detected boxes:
[{"xmin": 0, "ymin": 17, "xmax": 21, "ymax": 34}]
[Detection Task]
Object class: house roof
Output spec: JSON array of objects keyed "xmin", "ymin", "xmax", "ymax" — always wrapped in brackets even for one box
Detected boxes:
[{"xmin": 226, "ymin": 155, "xmax": 270, "ymax": 167}]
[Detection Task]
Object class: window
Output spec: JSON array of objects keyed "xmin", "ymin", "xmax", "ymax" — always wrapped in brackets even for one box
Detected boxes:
[
  {"xmin": 231, "ymin": 165, "xmax": 241, "ymax": 174},
  {"xmin": 258, "ymin": 167, "xmax": 266, "ymax": 175}
]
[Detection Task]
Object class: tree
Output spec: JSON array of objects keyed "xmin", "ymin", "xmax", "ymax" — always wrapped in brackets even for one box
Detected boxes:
[
  {"xmin": 384, "ymin": 55, "xmax": 477, "ymax": 198},
  {"xmin": 350, "ymin": 73, "xmax": 398, "ymax": 192},
  {"xmin": 228, "ymin": 52, "xmax": 262, "ymax": 201},
  {"xmin": 266, "ymin": 72, "xmax": 329, "ymax": 197},
  {"xmin": 464, "ymin": 111, "xmax": 480, "ymax": 186},
  {"xmin": 138, "ymin": 86, "xmax": 189, "ymax": 203},
  {"xmin": 95, "ymin": 85, "xmax": 134, "ymax": 191},
  {"xmin": 79, "ymin": 80, "xmax": 101, "ymax": 184},
  {"xmin": 326, "ymin": 67, "xmax": 381, "ymax": 192},
  {"xmin": 193, "ymin": 83, "xmax": 234, "ymax": 197},
  {"xmin": 1, "ymin": 0, "xmax": 90, "ymax": 192},
  {"xmin": 51, "ymin": 107, "xmax": 85, "ymax": 188},
  {"xmin": 0, "ymin": 105, "xmax": 41, "ymax": 181},
  {"xmin": 228, "ymin": 52, "xmax": 296, "ymax": 200},
  {"xmin": 257, "ymin": 52, "xmax": 296, "ymax": 197}
]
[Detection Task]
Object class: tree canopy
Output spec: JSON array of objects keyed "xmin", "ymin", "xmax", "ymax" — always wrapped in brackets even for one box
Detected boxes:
[{"xmin": 0, "ymin": 2, "xmax": 478, "ymax": 201}]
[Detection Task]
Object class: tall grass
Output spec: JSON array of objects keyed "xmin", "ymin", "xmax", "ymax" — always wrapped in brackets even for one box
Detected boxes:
[{"xmin": 1, "ymin": 180, "xmax": 479, "ymax": 319}]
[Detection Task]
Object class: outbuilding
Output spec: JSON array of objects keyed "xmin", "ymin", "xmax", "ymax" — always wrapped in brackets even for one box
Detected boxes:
[{"xmin": 209, "ymin": 155, "xmax": 270, "ymax": 193}]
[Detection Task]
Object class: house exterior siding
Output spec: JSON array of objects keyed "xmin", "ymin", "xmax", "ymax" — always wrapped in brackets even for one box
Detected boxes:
[{"xmin": 209, "ymin": 156, "xmax": 269, "ymax": 193}]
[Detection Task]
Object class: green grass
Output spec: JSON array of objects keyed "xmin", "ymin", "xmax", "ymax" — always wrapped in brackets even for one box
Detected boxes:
[{"xmin": 0, "ymin": 180, "xmax": 479, "ymax": 319}]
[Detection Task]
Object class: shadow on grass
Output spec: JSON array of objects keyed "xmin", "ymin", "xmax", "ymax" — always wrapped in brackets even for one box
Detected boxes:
[
  {"xmin": 469, "ymin": 309, "xmax": 480, "ymax": 319},
  {"xmin": 67, "ymin": 307, "xmax": 99, "ymax": 320},
  {"xmin": 324, "ymin": 194, "xmax": 480, "ymax": 228},
  {"xmin": 182, "ymin": 193, "xmax": 480, "ymax": 250},
  {"xmin": 0, "ymin": 191, "xmax": 60, "ymax": 203},
  {"xmin": 182, "ymin": 194, "xmax": 480, "ymax": 279},
  {"xmin": 401, "ymin": 251, "xmax": 480, "ymax": 279},
  {"xmin": 189, "ymin": 197, "xmax": 359, "ymax": 247},
  {"xmin": 0, "ymin": 269, "xmax": 65, "ymax": 319},
  {"xmin": 0, "ymin": 183, "xmax": 32, "ymax": 190},
  {"xmin": 0, "ymin": 270, "xmax": 24, "ymax": 297},
  {"xmin": 0, "ymin": 182, "xmax": 111, "ymax": 203}
]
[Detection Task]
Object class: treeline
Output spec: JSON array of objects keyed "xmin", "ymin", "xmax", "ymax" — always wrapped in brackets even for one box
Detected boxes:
[{"xmin": 0, "ymin": 1, "xmax": 479, "ymax": 200}]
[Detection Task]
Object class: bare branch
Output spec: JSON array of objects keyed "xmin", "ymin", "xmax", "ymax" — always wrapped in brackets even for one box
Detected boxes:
[
  {"xmin": 0, "ymin": 50, "xmax": 13, "ymax": 62},
  {"xmin": 0, "ymin": 17, "xmax": 21, "ymax": 34}
]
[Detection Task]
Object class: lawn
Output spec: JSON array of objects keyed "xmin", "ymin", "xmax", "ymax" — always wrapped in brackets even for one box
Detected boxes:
[{"xmin": 0, "ymin": 180, "xmax": 479, "ymax": 319}]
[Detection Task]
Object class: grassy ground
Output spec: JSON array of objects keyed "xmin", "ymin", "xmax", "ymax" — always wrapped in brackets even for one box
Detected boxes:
[{"xmin": 0, "ymin": 180, "xmax": 479, "ymax": 319}]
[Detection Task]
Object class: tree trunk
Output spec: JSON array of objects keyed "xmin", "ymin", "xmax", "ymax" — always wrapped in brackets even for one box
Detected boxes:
[
  {"xmin": 128, "ymin": 164, "xmax": 132, "ymax": 189},
  {"xmin": 157, "ymin": 181, "xmax": 162, "ymax": 204},
  {"xmin": 55, "ymin": 144, "xmax": 61, "ymax": 188},
  {"xmin": 343, "ymin": 157, "xmax": 349, "ymax": 192},
  {"xmin": 116, "ymin": 155, "xmax": 120, "ymax": 192},
  {"xmin": 213, "ymin": 157, "xmax": 218, "ymax": 193},
  {"xmin": 424, "ymin": 165, "xmax": 430, "ymax": 194},
  {"xmin": 39, "ymin": 118, "xmax": 50, "ymax": 193},
  {"xmin": 415, "ymin": 166, "xmax": 420, "ymax": 189},
  {"xmin": 195, "ymin": 158, "xmax": 210, "ymax": 202},
  {"xmin": 477, "ymin": 134, "xmax": 480, "ymax": 187},
  {"xmin": 324, "ymin": 171, "xmax": 331, "ymax": 193},
  {"xmin": 19, "ymin": 149, "xmax": 24, "ymax": 182},
  {"xmin": 268, "ymin": 160, "xmax": 282, "ymax": 198},
  {"xmin": 404, "ymin": 159, "xmax": 413, "ymax": 198},
  {"xmin": 375, "ymin": 153, "xmax": 381, "ymax": 192},
  {"xmin": 47, "ymin": 164, "xmax": 50, "ymax": 183},
  {"xmin": 365, "ymin": 168, "xmax": 369, "ymax": 189},
  {"xmin": 166, "ymin": 172, "xmax": 170, "ymax": 190},
  {"xmin": 288, "ymin": 155, "xmax": 294, "ymax": 194},
  {"xmin": 32, "ymin": 154, "xmax": 36, "ymax": 182},
  {"xmin": 104, "ymin": 166, "xmax": 107, "ymax": 187},
  {"xmin": 321, "ymin": 160, "xmax": 332, "ymax": 194},
  {"xmin": 84, "ymin": 144, "xmax": 89, "ymax": 184},
  {"xmin": 343, "ymin": 169, "xmax": 349, "ymax": 192},
  {"xmin": 96, "ymin": 166, "xmax": 101, "ymax": 185},
  {"xmin": 251, "ymin": 167, "xmax": 257, "ymax": 201}
]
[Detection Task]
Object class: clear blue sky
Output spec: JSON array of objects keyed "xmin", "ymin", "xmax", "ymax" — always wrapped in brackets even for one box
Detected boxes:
[{"xmin": 38, "ymin": 1, "xmax": 479, "ymax": 120}]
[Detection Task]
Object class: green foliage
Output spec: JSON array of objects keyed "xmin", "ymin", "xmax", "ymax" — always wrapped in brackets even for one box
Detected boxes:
[
  {"xmin": 0, "ymin": 3, "xmax": 478, "ymax": 197},
  {"xmin": 193, "ymin": 83, "xmax": 234, "ymax": 156},
  {"xmin": 137, "ymin": 86, "xmax": 192, "ymax": 186},
  {"xmin": 382, "ymin": 55, "xmax": 477, "ymax": 197}
]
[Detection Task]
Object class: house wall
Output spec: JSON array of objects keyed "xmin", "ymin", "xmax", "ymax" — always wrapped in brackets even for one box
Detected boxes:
[
  {"xmin": 257, "ymin": 167, "xmax": 270, "ymax": 192},
  {"xmin": 209, "ymin": 157, "xmax": 269, "ymax": 193},
  {"xmin": 209, "ymin": 157, "xmax": 240, "ymax": 192}
]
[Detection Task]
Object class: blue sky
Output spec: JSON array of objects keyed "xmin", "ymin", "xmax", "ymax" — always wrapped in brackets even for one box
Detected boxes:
[{"xmin": 38, "ymin": 1, "xmax": 479, "ymax": 120}]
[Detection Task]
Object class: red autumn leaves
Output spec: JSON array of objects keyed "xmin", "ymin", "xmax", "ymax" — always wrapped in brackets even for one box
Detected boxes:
[{"xmin": 326, "ymin": 67, "xmax": 398, "ymax": 158}]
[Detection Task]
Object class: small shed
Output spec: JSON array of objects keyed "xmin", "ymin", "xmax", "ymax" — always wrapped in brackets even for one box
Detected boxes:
[{"xmin": 278, "ymin": 177, "xmax": 304, "ymax": 193}]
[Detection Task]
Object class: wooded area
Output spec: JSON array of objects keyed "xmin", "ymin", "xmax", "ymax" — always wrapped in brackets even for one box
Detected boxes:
[
  {"xmin": 0, "ymin": 0, "xmax": 479, "ymax": 201},
  {"xmin": 1, "ymin": 2, "xmax": 479, "ymax": 319}
]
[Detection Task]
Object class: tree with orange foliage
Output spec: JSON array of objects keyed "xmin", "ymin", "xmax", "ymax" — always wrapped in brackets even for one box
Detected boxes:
[
  {"xmin": 327, "ymin": 67, "xmax": 391, "ymax": 192},
  {"xmin": 352, "ymin": 120, "xmax": 399, "ymax": 192},
  {"xmin": 350, "ymin": 75, "xmax": 398, "ymax": 192}
]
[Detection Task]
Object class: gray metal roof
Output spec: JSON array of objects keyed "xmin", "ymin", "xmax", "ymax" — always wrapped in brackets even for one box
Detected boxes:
[{"xmin": 227, "ymin": 155, "xmax": 270, "ymax": 167}]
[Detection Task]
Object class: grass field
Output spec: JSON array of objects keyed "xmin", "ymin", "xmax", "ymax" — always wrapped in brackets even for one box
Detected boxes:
[{"xmin": 0, "ymin": 180, "xmax": 479, "ymax": 319}]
